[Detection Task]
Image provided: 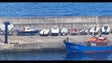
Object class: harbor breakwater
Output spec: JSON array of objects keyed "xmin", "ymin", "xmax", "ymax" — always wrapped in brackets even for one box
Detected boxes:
[
  {"xmin": 0, "ymin": 16, "xmax": 112, "ymax": 30},
  {"xmin": 0, "ymin": 16, "xmax": 112, "ymax": 51}
]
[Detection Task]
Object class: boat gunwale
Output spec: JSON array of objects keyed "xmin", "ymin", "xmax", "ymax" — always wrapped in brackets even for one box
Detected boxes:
[{"xmin": 64, "ymin": 41, "xmax": 112, "ymax": 47}]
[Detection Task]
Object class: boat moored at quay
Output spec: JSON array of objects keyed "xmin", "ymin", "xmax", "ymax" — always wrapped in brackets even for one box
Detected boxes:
[
  {"xmin": 64, "ymin": 35, "xmax": 112, "ymax": 53},
  {"xmin": 15, "ymin": 27, "xmax": 39, "ymax": 36}
]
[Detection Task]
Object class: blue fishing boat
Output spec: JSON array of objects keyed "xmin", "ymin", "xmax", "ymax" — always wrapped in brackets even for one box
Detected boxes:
[{"xmin": 64, "ymin": 37, "xmax": 112, "ymax": 53}]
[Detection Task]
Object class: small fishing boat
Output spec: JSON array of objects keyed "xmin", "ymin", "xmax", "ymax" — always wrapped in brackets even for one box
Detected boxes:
[
  {"xmin": 89, "ymin": 26, "xmax": 100, "ymax": 35},
  {"xmin": 79, "ymin": 29, "xmax": 89, "ymax": 35},
  {"xmin": 64, "ymin": 35, "xmax": 112, "ymax": 53},
  {"xmin": 39, "ymin": 29, "xmax": 50, "ymax": 36},
  {"xmin": 0, "ymin": 24, "xmax": 13, "ymax": 35},
  {"xmin": 51, "ymin": 26, "xmax": 59, "ymax": 36},
  {"xmin": 101, "ymin": 24, "xmax": 110, "ymax": 35},
  {"xmin": 16, "ymin": 27, "xmax": 38, "ymax": 35},
  {"xmin": 70, "ymin": 27, "xmax": 78, "ymax": 35},
  {"xmin": 60, "ymin": 28, "xmax": 68, "ymax": 36}
]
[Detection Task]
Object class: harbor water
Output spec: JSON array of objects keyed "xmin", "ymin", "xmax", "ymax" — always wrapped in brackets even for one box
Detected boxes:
[
  {"xmin": 0, "ymin": 2, "xmax": 112, "ymax": 60},
  {"xmin": 0, "ymin": 50, "xmax": 112, "ymax": 60},
  {"xmin": 0, "ymin": 2, "xmax": 112, "ymax": 17}
]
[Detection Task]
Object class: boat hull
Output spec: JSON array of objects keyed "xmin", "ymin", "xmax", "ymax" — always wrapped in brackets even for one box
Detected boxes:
[
  {"xmin": 0, "ymin": 30, "xmax": 13, "ymax": 35},
  {"xmin": 17, "ymin": 31, "xmax": 38, "ymax": 36},
  {"xmin": 64, "ymin": 41, "xmax": 112, "ymax": 53},
  {"xmin": 40, "ymin": 34, "xmax": 49, "ymax": 36},
  {"xmin": 51, "ymin": 33, "xmax": 58, "ymax": 36},
  {"xmin": 65, "ymin": 52, "xmax": 111, "ymax": 60},
  {"xmin": 102, "ymin": 32, "xmax": 109, "ymax": 35}
]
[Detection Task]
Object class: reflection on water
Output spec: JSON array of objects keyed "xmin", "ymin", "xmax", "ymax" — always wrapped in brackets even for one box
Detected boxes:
[
  {"xmin": 0, "ymin": 50, "xmax": 112, "ymax": 60},
  {"xmin": 65, "ymin": 52, "xmax": 112, "ymax": 60},
  {"xmin": 0, "ymin": 50, "xmax": 66, "ymax": 60}
]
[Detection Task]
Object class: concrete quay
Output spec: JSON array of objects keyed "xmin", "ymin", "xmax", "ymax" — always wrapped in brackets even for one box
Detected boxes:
[{"xmin": 0, "ymin": 34, "xmax": 112, "ymax": 51}]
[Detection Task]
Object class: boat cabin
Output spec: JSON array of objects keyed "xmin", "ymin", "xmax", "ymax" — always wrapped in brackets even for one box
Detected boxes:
[{"xmin": 23, "ymin": 27, "xmax": 34, "ymax": 31}]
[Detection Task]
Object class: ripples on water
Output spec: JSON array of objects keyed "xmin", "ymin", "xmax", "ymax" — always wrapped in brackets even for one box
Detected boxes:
[
  {"xmin": 0, "ymin": 50, "xmax": 112, "ymax": 60},
  {"xmin": 65, "ymin": 52, "xmax": 112, "ymax": 60},
  {"xmin": 0, "ymin": 2, "xmax": 112, "ymax": 17}
]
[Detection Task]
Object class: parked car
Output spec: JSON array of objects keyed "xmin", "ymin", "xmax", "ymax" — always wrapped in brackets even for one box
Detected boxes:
[
  {"xmin": 102, "ymin": 24, "xmax": 110, "ymax": 35},
  {"xmin": 79, "ymin": 29, "xmax": 89, "ymax": 35},
  {"xmin": 51, "ymin": 26, "xmax": 59, "ymax": 36},
  {"xmin": 70, "ymin": 27, "xmax": 78, "ymax": 35},
  {"xmin": 89, "ymin": 26, "xmax": 100, "ymax": 35},
  {"xmin": 39, "ymin": 29, "xmax": 50, "ymax": 36},
  {"xmin": 60, "ymin": 28, "xmax": 68, "ymax": 36}
]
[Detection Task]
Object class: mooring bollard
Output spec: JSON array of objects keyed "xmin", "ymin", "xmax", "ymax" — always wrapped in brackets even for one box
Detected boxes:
[{"xmin": 3, "ymin": 21, "xmax": 10, "ymax": 44}]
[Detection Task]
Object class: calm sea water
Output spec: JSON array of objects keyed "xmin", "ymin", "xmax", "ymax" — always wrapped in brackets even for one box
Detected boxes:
[
  {"xmin": 1, "ymin": 2, "xmax": 112, "ymax": 60},
  {"xmin": 0, "ymin": 2, "xmax": 112, "ymax": 17},
  {"xmin": 0, "ymin": 50, "xmax": 112, "ymax": 60}
]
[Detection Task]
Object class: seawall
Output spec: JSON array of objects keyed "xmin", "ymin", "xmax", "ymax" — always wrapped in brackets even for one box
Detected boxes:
[
  {"xmin": 0, "ymin": 16, "xmax": 112, "ymax": 51},
  {"xmin": 0, "ymin": 40, "xmax": 66, "ymax": 51},
  {"xmin": 0, "ymin": 16, "xmax": 112, "ymax": 30}
]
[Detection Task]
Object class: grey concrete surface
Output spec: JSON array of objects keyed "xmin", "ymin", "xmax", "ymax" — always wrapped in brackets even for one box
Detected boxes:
[{"xmin": 0, "ymin": 34, "xmax": 112, "ymax": 51}]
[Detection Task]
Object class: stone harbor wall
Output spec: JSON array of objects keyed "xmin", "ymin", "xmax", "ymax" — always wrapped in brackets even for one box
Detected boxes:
[{"xmin": 0, "ymin": 16, "xmax": 112, "ymax": 30}]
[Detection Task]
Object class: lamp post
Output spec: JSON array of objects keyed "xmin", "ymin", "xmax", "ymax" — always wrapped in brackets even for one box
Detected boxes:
[{"xmin": 3, "ymin": 21, "xmax": 10, "ymax": 44}]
